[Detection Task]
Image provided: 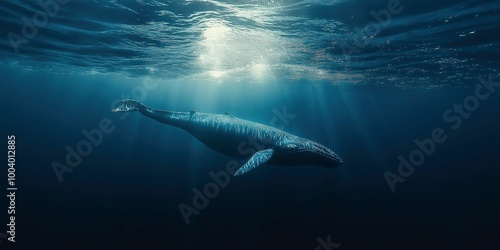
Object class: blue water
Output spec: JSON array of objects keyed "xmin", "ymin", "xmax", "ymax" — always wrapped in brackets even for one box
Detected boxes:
[{"xmin": 1, "ymin": 0, "xmax": 500, "ymax": 249}]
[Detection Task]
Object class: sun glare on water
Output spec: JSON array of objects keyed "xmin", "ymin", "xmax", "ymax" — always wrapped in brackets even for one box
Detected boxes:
[{"xmin": 197, "ymin": 21, "xmax": 284, "ymax": 82}]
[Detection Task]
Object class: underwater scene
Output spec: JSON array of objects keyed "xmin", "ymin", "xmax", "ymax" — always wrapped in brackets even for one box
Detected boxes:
[{"xmin": 1, "ymin": 0, "xmax": 500, "ymax": 249}]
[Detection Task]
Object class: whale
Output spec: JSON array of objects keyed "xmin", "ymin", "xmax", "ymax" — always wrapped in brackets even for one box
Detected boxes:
[{"xmin": 112, "ymin": 99, "xmax": 343, "ymax": 176}]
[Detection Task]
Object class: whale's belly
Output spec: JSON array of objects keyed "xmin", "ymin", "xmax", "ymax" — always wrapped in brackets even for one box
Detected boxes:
[{"xmin": 184, "ymin": 120, "xmax": 278, "ymax": 159}]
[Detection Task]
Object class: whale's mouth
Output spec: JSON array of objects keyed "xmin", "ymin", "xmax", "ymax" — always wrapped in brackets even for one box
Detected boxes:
[
  {"xmin": 317, "ymin": 150, "xmax": 343, "ymax": 165},
  {"xmin": 296, "ymin": 148, "xmax": 343, "ymax": 166},
  {"xmin": 306, "ymin": 146, "xmax": 342, "ymax": 166}
]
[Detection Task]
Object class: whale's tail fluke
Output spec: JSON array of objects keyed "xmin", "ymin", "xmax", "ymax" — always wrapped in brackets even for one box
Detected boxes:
[
  {"xmin": 112, "ymin": 99, "xmax": 188, "ymax": 127},
  {"xmin": 112, "ymin": 99, "xmax": 145, "ymax": 112}
]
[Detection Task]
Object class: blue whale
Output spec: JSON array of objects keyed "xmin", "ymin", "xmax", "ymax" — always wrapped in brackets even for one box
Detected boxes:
[{"xmin": 112, "ymin": 99, "xmax": 343, "ymax": 176}]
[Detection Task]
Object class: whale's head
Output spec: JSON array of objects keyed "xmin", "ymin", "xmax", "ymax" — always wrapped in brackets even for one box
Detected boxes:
[
  {"xmin": 278, "ymin": 137, "xmax": 343, "ymax": 168},
  {"xmin": 112, "ymin": 99, "xmax": 145, "ymax": 112}
]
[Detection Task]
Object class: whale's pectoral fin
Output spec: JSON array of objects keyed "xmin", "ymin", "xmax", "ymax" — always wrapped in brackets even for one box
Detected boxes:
[{"xmin": 235, "ymin": 149, "xmax": 274, "ymax": 176}]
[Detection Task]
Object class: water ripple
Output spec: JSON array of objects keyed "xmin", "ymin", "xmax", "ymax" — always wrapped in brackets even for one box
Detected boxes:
[{"xmin": 1, "ymin": 0, "xmax": 499, "ymax": 86}]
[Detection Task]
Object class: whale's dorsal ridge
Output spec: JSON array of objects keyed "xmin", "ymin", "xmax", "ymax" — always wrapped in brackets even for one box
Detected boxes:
[
  {"xmin": 224, "ymin": 112, "xmax": 236, "ymax": 118},
  {"xmin": 235, "ymin": 148, "xmax": 274, "ymax": 176}
]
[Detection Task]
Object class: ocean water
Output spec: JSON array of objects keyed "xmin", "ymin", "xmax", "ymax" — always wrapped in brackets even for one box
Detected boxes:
[{"xmin": 1, "ymin": 0, "xmax": 500, "ymax": 249}]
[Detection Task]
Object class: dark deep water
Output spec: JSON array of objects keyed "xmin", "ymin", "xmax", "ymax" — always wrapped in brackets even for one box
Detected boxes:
[{"xmin": 1, "ymin": 0, "xmax": 500, "ymax": 249}]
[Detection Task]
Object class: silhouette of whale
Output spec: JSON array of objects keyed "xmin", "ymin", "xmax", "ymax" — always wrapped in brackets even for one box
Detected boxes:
[{"xmin": 112, "ymin": 99, "xmax": 342, "ymax": 175}]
